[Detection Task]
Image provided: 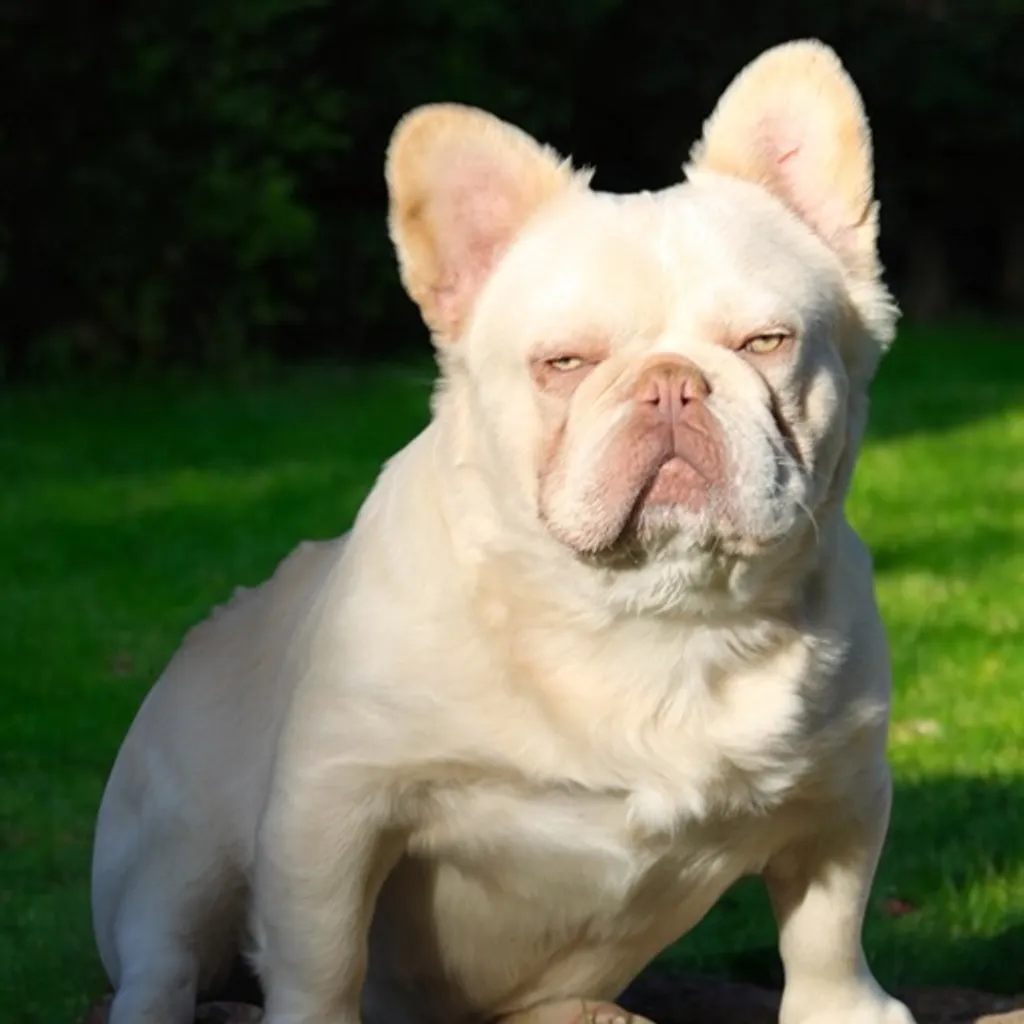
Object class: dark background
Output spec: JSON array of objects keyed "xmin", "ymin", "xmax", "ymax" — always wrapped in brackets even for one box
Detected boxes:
[{"xmin": 2, "ymin": 0, "xmax": 1022, "ymax": 379}]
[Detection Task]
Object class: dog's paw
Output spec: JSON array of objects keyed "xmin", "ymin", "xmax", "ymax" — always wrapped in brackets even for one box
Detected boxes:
[
  {"xmin": 577, "ymin": 1005, "xmax": 657, "ymax": 1024},
  {"xmin": 503, "ymin": 999, "xmax": 658, "ymax": 1024},
  {"xmin": 780, "ymin": 988, "xmax": 916, "ymax": 1024}
]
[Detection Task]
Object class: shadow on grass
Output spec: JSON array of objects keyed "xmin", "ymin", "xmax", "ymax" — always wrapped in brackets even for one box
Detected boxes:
[
  {"xmin": 866, "ymin": 321, "xmax": 1024, "ymax": 443},
  {"xmin": 667, "ymin": 773, "xmax": 1024, "ymax": 995},
  {"xmin": 0, "ymin": 365, "xmax": 435, "ymax": 483},
  {"xmin": 871, "ymin": 524, "xmax": 1022, "ymax": 577}
]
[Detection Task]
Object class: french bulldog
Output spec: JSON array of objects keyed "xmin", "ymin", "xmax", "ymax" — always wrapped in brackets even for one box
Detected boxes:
[{"xmin": 92, "ymin": 40, "xmax": 913, "ymax": 1024}]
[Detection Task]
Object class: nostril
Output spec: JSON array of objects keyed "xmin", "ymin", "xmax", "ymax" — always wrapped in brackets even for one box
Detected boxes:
[
  {"xmin": 639, "ymin": 376, "xmax": 666, "ymax": 406},
  {"xmin": 636, "ymin": 363, "xmax": 709, "ymax": 410},
  {"xmin": 680, "ymin": 373, "xmax": 710, "ymax": 403}
]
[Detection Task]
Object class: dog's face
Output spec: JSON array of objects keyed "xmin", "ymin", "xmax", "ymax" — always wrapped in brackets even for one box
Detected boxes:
[
  {"xmin": 458, "ymin": 178, "xmax": 855, "ymax": 560},
  {"xmin": 386, "ymin": 42, "xmax": 897, "ymax": 589}
]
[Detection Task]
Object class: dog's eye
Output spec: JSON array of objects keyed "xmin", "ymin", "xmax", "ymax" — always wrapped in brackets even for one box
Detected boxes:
[
  {"xmin": 547, "ymin": 356, "xmax": 586, "ymax": 372},
  {"xmin": 741, "ymin": 332, "xmax": 791, "ymax": 356},
  {"xmin": 531, "ymin": 351, "xmax": 604, "ymax": 394}
]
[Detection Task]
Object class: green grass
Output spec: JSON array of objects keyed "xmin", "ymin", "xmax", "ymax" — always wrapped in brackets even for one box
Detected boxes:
[{"xmin": 2, "ymin": 326, "xmax": 1023, "ymax": 1022}]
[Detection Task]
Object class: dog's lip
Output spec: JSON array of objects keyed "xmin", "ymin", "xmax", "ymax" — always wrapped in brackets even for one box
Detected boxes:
[
  {"xmin": 570, "ymin": 453, "xmax": 708, "ymax": 561},
  {"xmin": 542, "ymin": 406, "xmax": 753, "ymax": 559},
  {"xmin": 644, "ymin": 455, "xmax": 713, "ymax": 504}
]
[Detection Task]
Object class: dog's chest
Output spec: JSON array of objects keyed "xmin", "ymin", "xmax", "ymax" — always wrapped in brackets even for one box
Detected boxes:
[
  {"xmin": 382, "ymin": 654, "xmax": 823, "ymax": 1017},
  {"xmin": 410, "ymin": 744, "xmax": 799, "ymax": 918},
  {"xmin": 415, "ymin": 783, "xmax": 732, "ymax": 901},
  {"xmin": 416, "ymin": 638, "xmax": 816, "ymax": 899},
  {"xmin": 395, "ymin": 620, "xmax": 828, "ymax": 997}
]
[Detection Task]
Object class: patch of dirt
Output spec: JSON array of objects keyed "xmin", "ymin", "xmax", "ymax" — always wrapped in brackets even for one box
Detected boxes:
[
  {"xmin": 617, "ymin": 966, "xmax": 1024, "ymax": 1023},
  {"xmin": 79, "ymin": 966, "xmax": 1024, "ymax": 1024},
  {"xmin": 79, "ymin": 998, "xmax": 261, "ymax": 1023}
]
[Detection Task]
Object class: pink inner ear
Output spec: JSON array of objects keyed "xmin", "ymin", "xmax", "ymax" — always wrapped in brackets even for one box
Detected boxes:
[
  {"xmin": 754, "ymin": 111, "xmax": 853, "ymax": 254},
  {"xmin": 431, "ymin": 157, "xmax": 525, "ymax": 334}
]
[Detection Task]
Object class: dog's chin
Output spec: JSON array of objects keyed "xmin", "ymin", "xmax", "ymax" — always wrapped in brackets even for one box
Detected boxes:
[
  {"xmin": 544, "ymin": 491, "xmax": 717, "ymax": 568},
  {"xmin": 576, "ymin": 503, "xmax": 714, "ymax": 569},
  {"xmin": 545, "ymin": 487, "xmax": 807, "ymax": 571},
  {"xmin": 538, "ymin": 456, "xmax": 712, "ymax": 558}
]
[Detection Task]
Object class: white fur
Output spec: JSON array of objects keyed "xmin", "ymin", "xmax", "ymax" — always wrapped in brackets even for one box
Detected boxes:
[{"xmin": 92, "ymin": 40, "xmax": 914, "ymax": 1024}]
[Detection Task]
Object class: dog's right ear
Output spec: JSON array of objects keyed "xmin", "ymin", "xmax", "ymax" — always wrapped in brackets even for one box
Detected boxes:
[{"xmin": 386, "ymin": 105, "xmax": 578, "ymax": 344}]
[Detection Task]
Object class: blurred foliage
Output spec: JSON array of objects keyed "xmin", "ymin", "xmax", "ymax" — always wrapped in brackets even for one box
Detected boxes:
[
  {"xmin": 1, "ymin": 0, "xmax": 1023, "ymax": 377},
  {"xmin": 0, "ymin": 0, "xmax": 343, "ymax": 376}
]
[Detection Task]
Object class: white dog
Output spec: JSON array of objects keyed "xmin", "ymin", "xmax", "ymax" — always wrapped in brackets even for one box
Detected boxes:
[{"xmin": 92, "ymin": 40, "xmax": 914, "ymax": 1024}]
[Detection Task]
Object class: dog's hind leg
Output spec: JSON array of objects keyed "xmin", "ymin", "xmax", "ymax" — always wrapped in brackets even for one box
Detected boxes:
[
  {"xmin": 94, "ymin": 794, "xmax": 246, "ymax": 1024},
  {"xmin": 102, "ymin": 851, "xmax": 245, "ymax": 1024},
  {"xmin": 106, "ymin": 945, "xmax": 199, "ymax": 1024}
]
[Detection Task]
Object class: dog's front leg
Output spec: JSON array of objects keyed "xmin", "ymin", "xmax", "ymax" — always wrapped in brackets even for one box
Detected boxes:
[
  {"xmin": 253, "ymin": 767, "xmax": 405, "ymax": 1024},
  {"xmin": 765, "ymin": 769, "xmax": 915, "ymax": 1024}
]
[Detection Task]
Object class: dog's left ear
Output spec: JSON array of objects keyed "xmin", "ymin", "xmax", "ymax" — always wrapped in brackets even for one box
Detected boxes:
[
  {"xmin": 387, "ymin": 104, "xmax": 579, "ymax": 344},
  {"xmin": 688, "ymin": 40, "xmax": 879, "ymax": 283}
]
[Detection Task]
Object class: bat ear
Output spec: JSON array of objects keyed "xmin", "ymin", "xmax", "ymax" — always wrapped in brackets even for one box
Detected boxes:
[{"xmin": 387, "ymin": 103, "xmax": 578, "ymax": 343}]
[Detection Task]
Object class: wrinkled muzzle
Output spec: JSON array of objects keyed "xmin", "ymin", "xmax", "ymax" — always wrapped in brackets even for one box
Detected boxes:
[{"xmin": 536, "ymin": 353, "xmax": 816, "ymax": 558}]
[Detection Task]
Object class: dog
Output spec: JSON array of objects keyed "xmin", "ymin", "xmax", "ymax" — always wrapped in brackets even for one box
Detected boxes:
[{"xmin": 91, "ymin": 40, "xmax": 915, "ymax": 1024}]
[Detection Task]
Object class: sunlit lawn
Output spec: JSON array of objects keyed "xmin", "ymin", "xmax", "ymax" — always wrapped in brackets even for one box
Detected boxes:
[{"xmin": 1, "ymin": 325, "xmax": 1022, "ymax": 1022}]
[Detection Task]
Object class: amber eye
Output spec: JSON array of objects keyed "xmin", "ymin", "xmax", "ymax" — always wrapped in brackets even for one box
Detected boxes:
[
  {"xmin": 531, "ymin": 350, "xmax": 605, "ymax": 393},
  {"xmin": 547, "ymin": 355, "xmax": 586, "ymax": 372},
  {"xmin": 742, "ymin": 332, "xmax": 790, "ymax": 356}
]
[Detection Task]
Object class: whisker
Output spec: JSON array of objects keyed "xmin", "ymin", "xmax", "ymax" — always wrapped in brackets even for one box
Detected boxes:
[{"xmin": 794, "ymin": 496, "xmax": 821, "ymax": 545}]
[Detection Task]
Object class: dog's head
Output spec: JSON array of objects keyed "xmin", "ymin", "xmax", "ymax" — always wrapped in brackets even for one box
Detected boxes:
[{"xmin": 386, "ymin": 41, "xmax": 897, "ymax": 612}]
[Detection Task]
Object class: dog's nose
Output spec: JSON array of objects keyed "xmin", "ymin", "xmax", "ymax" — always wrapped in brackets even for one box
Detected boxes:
[{"xmin": 636, "ymin": 358, "xmax": 710, "ymax": 417}]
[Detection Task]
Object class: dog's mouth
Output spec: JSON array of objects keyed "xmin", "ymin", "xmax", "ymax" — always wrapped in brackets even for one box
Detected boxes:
[
  {"xmin": 535, "ymin": 389, "xmax": 820, "ymax": 564},
  {"xmin": 564, "ymin": 456, "xmax": 720, "ymax": 565},
  {"xmin": 543, "ymin": 445, "xmax": 808, "ymax": 567},
  {"xmin": 643, "ymin": 454, "xmax": 716, "ymax": 507},
  {"xmin": 538, "ymin": 418, "xmax": 726, "ymax": 559}
]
